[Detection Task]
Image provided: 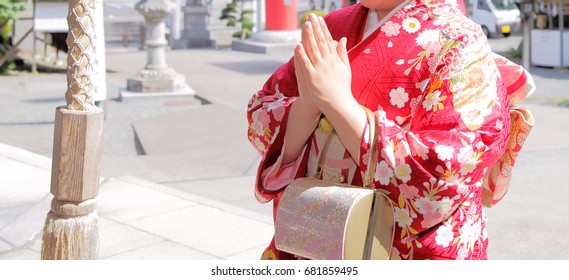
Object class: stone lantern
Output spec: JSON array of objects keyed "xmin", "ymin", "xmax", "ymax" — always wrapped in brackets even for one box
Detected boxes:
[{"xmin": 121, "ymin": 0, "xmax": 194, "ymax": 98}]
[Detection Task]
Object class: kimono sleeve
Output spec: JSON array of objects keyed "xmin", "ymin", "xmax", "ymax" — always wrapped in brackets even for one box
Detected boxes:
[
  {"xmin": 359, "ymin": 35, "xmax": 511, "ymax": 243},
  {"xmin": 247, "ymin": 57, "xmax": 307, "ymax": 203}
]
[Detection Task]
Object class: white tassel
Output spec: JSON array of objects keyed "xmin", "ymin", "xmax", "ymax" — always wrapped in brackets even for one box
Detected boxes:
[{"xmin": 41, "ymin": 199, "xmax": 99, "ymax": 260}]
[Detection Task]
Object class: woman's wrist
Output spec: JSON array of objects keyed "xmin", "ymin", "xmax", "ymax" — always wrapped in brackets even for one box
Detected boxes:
[
  {"xmin": 318, "ymin": 93, "xmax": 360, "ymax": 118},
  {"xmin": 319, "ymin": 96, "xmax": 367, "ymax": 162},
  {"xmin": 282, "ymin": 95, "xmax": 321, "ymax": 164},
  {"xmin": 295, "ymin": 95, "xmax": 321, "ymax": 119}
]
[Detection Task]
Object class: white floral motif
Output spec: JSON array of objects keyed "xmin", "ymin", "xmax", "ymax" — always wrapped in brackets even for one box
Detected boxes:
[
  {"xmin": 422, "ymin": 90, "xmax": 441, "ymax": 111},
  {"xmin": 381, "ymin": 21, "xmax": 401, "ymax": 37},
  {"xmin": 267, "ymin": 97, "xmax": 286, "ymax": 112},
  {"xmin": 460, "ymin": 158, "xmax": 478, "ymax": 175},
  {"xmin": 457, "ymin": 246, "xmax": 469, "ymax": 260},
  {"xmin": 389, "ymin": 87, "xmax": 409, "ymax": 108},
  {"xmin": 440, "ymin": 197, "xmax": 455, "ymax": 216},
  {"xmin": 395, "ymin": 207, "xmax": 413, "ymax": 228},
  {"xmin": 457, "ymin": 146, "xmax": 474, "ymax": 164},
  {"xmin": 395, "ymin": 139, "xmax": 412, "ymax": 160},
  {"xmin": 415, "ymin": 197, "xmax": 440, "ymax": 214},
  {"xmin": 457, "ymin": 146, "xmax": 478, "ymax": 175},
  {"xmin": 435, "ymin": 145, "xmax": 455, "ymax": 161},
  {"xmin": 251, "ymin": 110, "xmax": 269, "ymax": 137},
  {"xmin": 415, "ymin": 29, "xmax": 442, "ymax": 54},
  {"xmin": 435, "ymin": 223, "xmax": 454, "ymax": 248},
  {"xmin": 375, "ymin": 161, "xmax": 394, "ymax": 185},
  {"xmin": 460, "ymin": 219, "xmax": 481, "ymax": 246},
  {"xmin": 394, "ymin": 163, "xmax": 412, "ymax": 183},
  {"xmin": 409, "ymin": 133, "xmax": 429, "ymax": 160},
  {"xmin": 399, "ymin": 183, "xmax": 419, "ymax": 199},
  {"xmin": 403, "ymin": 17, "xmax": 421, "ymax": 33}
]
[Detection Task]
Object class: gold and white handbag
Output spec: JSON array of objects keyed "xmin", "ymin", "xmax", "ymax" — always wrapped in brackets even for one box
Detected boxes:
[{"xmin": 275, "ymin": 108, "xmax": 395, "ymax": 260}]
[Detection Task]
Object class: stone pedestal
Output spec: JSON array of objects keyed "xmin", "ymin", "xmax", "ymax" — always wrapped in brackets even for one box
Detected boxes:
[
  {"xmin": 231, "ymin": 30, "xmax": 301, "ymax": 55},
  {"xmin": 121, "ymin": 0, "xmax": 194, "ymax": 99},
  {"xmin": 174, "ymin": 2, "xmax": 213, "ymax": 48},
  {"xmin": 231, "ymin": 0, "xmax": 300, "ymax": 55},
  {"xmin": 173, "ymin": 0, "xmax": 238, "ymax": 49},
  {"xmin": 126, "ymin": 68, "xmax": 190, "ymax": 93}
]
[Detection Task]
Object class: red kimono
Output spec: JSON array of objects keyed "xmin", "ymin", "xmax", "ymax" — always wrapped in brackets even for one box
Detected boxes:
[{"xmin": 247, "ymin": 1, "xmax": 532, "ymax": 260}]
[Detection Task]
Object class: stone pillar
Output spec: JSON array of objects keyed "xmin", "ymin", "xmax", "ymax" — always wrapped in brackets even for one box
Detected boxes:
[
  {"xmin": 138, "ymin": 0, "xmax": 172, "ymax": 70},
  {"xmin": 175, "ymin": 0, "xmax": 213, "ymax": 48},
  {"xmin": 255, "ymin": 0, "xmax": 265, "ymax": 32},
  {"xmin": 171, "ymin": 0, "xmax": 182, "ymax": 40},
  {"xmin": 121, "ymin": 0, "xmax": 194, "ymax": 98},
  {"xmin": 173, "ymin": 0, "xmax": 238, "ymax": 49}
]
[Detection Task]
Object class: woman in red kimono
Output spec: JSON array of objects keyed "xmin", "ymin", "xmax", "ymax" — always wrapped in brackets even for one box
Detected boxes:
[{"xmin": 247, "ymin": 0, "xmax": 533, "ymax": 260}]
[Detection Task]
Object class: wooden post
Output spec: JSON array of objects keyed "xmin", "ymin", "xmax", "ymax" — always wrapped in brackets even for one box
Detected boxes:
[
  {"xmin": 50, "ymin": 108, "xmax": 103, "ymax": 202},
  {"xmin": 41, "ymin": 0, "xmax": 104, "ymax": 260}
]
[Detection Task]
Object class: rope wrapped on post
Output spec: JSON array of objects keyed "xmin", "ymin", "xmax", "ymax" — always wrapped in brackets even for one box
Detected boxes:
[{"xmin": 65, "ymin": 0, "xmax": 96, "ymax": 111}]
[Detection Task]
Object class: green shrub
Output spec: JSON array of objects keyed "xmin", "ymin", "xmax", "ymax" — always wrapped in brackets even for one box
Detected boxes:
[
  {"xmin": 299, "ymin": 10, "xmax": 327, "ymax": 26},
  {"xmin": 0, "ymin": 0, "xmax": 26, "ymax": 74},
  {"xmin": 219, "ymin": 0, "xmax": 254, "ymax": 39}
]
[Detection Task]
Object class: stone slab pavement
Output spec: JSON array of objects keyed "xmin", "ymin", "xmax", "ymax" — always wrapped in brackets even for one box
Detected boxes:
[
  {"xmin": 0, "ymin": 143, "xmax": 273, "ymax": 260},
  {"xmin": 1, "ymin": 34, "xmax": 569, "ymax": 259}
]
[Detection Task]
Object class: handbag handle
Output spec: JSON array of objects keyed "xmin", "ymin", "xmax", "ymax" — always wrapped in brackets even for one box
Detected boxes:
[
  {"xmin": 311, "ymin": 106, "xmax": 378, "ymax": 189},
  {"xmin": 361, "ymin": 108, "xmax": 396, "ymax": 260},
  {"xmin": 361, "ymin": 106, "xmax": 378, "ymax": 189}
]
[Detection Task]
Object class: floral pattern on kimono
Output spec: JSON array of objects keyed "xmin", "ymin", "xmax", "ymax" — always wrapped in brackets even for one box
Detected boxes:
[{"xmin": 247, "ymin": 1, "xmax": 533, "ymax": 260}]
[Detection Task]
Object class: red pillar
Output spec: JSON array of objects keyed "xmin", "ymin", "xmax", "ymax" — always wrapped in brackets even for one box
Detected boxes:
[{"xmin": 265, "ymin": 0, "xmax": 298, "ymax": 31}]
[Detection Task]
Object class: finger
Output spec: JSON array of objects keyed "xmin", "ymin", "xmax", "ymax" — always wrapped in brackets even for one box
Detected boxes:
[
  {"xmin": 296, "ymin": 42, "xmax": 315, "ymax": 74},
  {"xmin": 337, "ymin": 37, "xmax": 350, "ymax": 66},
  {"xmin": 301, "ymin": 22, "xmax": 308, "ymax": 49},
  {"xmin": 308, "ymin": 13, "xmax": 330, "ymax": 56},
  {"xmin": 318, "ymin": 16, "xmax": 336, "ymax": 55},
  {"xmin": 294, "ymin": 44, "xmax": 305, "ymax": 81},
  {"xmin": 293, "ymin": 44, "xmax": 300, "ymax": 74},
  {"xmin": 294, "ymin": 44, "xmax": 308, "ymax": 96},
  {"xmin": 303, "ymin": 21, "xmax": 321, "ymax": 64}
]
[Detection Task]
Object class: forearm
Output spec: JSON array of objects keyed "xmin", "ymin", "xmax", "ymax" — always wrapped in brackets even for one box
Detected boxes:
[
  {"xmin": 282, "ymin": 96, "xmax": 321, "ymax": 164},
  {"xmin": 320, "ymin": 98, "xmax": 367, "ymax": 163}
]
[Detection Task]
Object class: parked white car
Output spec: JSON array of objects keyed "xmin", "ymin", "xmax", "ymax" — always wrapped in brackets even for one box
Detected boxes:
[{"xmin": 466, "ymin": 0, "xmax": 521, "ymax": 38}]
